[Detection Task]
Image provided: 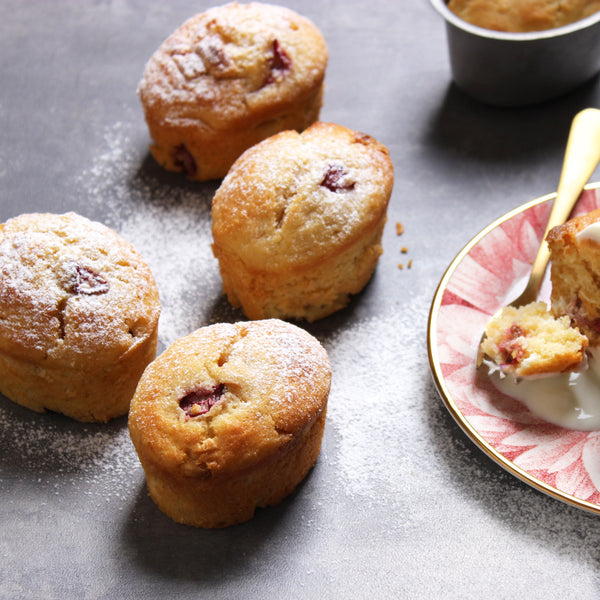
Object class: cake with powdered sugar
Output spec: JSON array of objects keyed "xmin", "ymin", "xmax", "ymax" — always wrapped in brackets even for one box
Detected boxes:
[
  {"xmin": 211, "ymin": 121, "xmax": 394, "ymax": 321},
  {"xmin": 0, "ymin": 212, "xmax": 160, "ymax": 422},
  {"xmin": 137, "ymin": 2, "xmax": 328, "ymax": 181},
  {"xmin": 128, "ymin": 318, "xmax": 331, "ymax": 528}
]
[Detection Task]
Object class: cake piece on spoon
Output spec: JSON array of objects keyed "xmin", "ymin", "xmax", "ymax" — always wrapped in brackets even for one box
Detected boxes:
[{"xmin": 479, "ymin": 301, "xmax": 588, "ymax": 378}]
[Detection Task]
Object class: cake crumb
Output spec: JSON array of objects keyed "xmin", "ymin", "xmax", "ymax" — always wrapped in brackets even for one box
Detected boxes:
[
  {"xmin": 398, "ymin": 263, "xmax": 404, "ymax": 269},
  {"xmin": 396, "ymin": 222, "xmax": 404, "ymax": 235},
  {"xmin": 408, "ymin": 259, "xmax": 413, "ymax": 268},
  {"xmin": 401, "ymin": 246, "xmax": 408, "ymax": 253}
]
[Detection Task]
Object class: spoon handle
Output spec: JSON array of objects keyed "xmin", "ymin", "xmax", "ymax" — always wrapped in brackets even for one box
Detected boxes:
[{"xmin": 518, "ymin": 108, "xmax": 600, "ymax": 303}]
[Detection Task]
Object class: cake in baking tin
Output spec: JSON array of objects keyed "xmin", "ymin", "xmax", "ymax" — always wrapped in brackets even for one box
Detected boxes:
[{"xmin": 447, "ymin": 0, "xmax": 600, "ymax": 32}]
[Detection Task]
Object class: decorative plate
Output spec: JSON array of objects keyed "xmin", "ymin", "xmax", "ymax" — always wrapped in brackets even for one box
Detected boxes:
[{"xmin": 428, "ymin": 184, "xmax": 600, "ymax": 513}]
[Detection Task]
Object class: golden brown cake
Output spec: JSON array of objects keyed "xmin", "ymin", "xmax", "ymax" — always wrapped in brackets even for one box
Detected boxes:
[
  {"xmin": 138, "ymin": 2, "xmax": 328, "ymax": 181},
  {"xmin": 211, "ymin": 121, "xmax": 394, "ymax": 322},
  {"xmin": 128, "ymin": 319, "xmax": 331, "ymax": 528},
  {"xmin": 0, "ymin": 212, "xmax": 160, "ymax": 422},
  {"xmin": 447, "ymin": 0, "xmax": 600, "ymax": 32},
  {"xmin": 547, "ymin": 208, "xmax": 600, "ymax": 346},
  {"xmin": 479, "ymin": 301, "xmax": 588, "ymax": 377}
]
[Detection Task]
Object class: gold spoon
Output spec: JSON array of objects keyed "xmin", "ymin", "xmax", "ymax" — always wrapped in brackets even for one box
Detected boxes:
[{"xmin": 477, "ymin": 107, "xmax": 600, "ymax": 366}]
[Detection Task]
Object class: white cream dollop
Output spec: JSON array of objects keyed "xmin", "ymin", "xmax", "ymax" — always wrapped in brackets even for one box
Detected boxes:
[
  {"xmin": 490, "ymin": 349, "xmax": 600, "ymax": 431},
  {"xmin": 576, "ymin": 221, "xmax": 600, "ymax": 243}
]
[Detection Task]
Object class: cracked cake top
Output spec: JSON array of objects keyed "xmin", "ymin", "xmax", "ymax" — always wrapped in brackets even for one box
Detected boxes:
[{"xmin": 0, "ymin": 212, "xmax": 160, "ymax": 367}]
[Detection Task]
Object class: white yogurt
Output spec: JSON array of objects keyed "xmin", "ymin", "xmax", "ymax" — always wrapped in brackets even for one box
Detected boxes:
[
  {"xmin": 489, "ymin": 350, "xmax": 600, "ymax": 431},
  {"xmin": 577, "ymin": 221, "xmax": 600, "ymax": 243}
]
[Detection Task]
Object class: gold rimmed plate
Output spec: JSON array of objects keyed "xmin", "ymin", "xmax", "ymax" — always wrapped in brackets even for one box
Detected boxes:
[{"xmin": 428, "ymin": 183, "xmax": 600, "ymax": 513}]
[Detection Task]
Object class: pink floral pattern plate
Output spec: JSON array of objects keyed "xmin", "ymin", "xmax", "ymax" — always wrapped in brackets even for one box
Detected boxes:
[{"xmin": 428, "ymin": 184, "xmax": 600, "ymax": 513}]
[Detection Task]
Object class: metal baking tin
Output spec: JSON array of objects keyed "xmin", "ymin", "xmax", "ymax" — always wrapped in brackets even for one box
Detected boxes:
[{"xmin": 430, "ymin": 0, "xmax": 600, "ymax": 107}]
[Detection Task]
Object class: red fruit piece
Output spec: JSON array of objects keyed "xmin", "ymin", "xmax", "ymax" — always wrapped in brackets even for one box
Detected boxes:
[
  {"xmin": 179, "ymin": 383, "xmax": 225, "ymax": 418},
  {"xmin": 320, "ymin": 165, "xmax": 356, "ymax": 192},
  {"xmin": 69, "ymin": 265, "xmax": 109, "ymax": 296},
  {"xmin": 264, "ymin": 39, "xmax": 292, "ymax": 84},
  {"xmin": 498, "ymin": 324, "xmax": 526, "ymax": 365},
  {"xmin": 173, "ymin": 144, "xmax": 197, "ymax": 177},
  {"xmin": 199, "ymin": 36, "xmax": 228, "ymax": 70}
]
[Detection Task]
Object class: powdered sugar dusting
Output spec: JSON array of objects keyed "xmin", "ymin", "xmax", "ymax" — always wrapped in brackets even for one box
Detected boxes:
[
  {"xmin": 138, "ymin": 3, "xmax": 327, "ymax": 116},
  {"xmin": 323, "ymin": 297, "xmax": 428, "ymax": 505},
  {"xmin": 76, "ymin": 118, "xmax": 224, "ymax": 348},
  {"xmin": 0, "ymin": 211, "xmax": 159, "ymax": 359},
  {"xmin": 256, "ymin": 319, "xmax": 328, "ymax": 377},
  {"xmin": 242, "ymin": 319, "xmax": 330, "ymax": 419},
  {"xmin": 0, "ymin": 404, "xmax": 141, "ymax": 508},
  {"xmin": 213, "ymin": 128, "xmax": 390, "ymax": 268}
]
